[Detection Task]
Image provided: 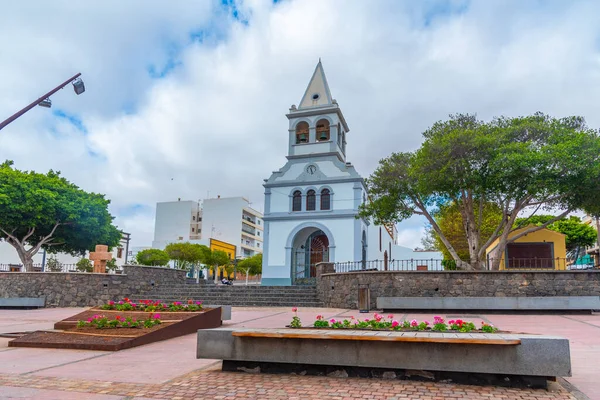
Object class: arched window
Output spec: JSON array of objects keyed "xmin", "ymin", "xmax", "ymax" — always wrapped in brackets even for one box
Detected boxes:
[
  {"xmin": 292, "ymin": 191, "xmax": 302, "ymax": 212},
  {"xmin": 306, "ymin": 190, "xmax": 316, "ymax": 211},
  {"xmin": 316, "ymin": 119, "xmax": 330, "ymax": 142},
  {"xmin": 295, "ymin": 121, "xmax": 309, "ymax": 144},
  {"xmin": 320, "ymin": 188, "xmax": 331, "ymax": 210}
]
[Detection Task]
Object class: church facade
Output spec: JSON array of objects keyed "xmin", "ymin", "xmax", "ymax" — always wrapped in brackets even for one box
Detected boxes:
[{"xmin": 261, "ymin": 61, "xmax": 396, "ymax": 286}]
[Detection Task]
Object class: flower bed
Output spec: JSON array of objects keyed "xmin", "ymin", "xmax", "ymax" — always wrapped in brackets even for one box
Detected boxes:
[
  {"xmin": 289, "ymin": 310, "xmax": 498, "ymax": 333},
  {"xmin": 100, "ymin": 298, "xmax": 203, "ymax": 312},
  {"xmin": 76, "ymin": 313, "xmax": 162, "ymax": 330}
]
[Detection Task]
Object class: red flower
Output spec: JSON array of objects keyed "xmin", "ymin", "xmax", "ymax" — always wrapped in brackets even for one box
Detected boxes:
[
  {"xmin": 188, "ymin": 299, "xmax": 194, "ymax": 305},
  {"xmin": 116, "ymin": 315, "xmax": 122, "ymax": 320},
  {"xmin": 124, "ymin": 297, "xmax": 130, "ymax": 303}
]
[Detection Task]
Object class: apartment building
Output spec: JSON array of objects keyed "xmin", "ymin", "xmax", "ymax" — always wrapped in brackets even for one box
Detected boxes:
[{"xmin": 151, "ymin": 196, "xmax": 263, "ymax": 258}]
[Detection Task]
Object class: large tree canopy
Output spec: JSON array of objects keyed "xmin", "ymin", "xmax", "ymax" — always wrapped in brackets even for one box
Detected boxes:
[
  {"xmin": 135, "ymin": 248, "xmax": 170, "ymax": 266},
  {"xmin": 0, "ymin": 161, "xmax": 122, "ymax": 271},
  {"xmin": 360, "ymin": 113, "xmax": 600, "ymax": 270},
  {"xmin": 164, "ymin": 242, "xmax": 207, "ymax": 269}
]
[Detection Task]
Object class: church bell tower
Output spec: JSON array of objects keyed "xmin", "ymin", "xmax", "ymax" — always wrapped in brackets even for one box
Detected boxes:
[{"xmin": 286, "ymin": 60, "xmax": 350, "ymax": 163}]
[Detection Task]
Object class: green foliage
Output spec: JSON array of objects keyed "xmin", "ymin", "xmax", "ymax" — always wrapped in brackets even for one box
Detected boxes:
[
  {"xmin": 164, "ymin": 242, "xmax": 207, "ymax": 269},
  {"xmin": 106, "ymin": 258, "xmax": 118, "ymax": 272},
  {"xmin": 515, "ymin": 215, "xmax": 597, "ymax": 251},
  {"xmin": 0, "ymin": 161, "xmax": 121, "ymax": 270},
  {"xmin": 75, "ymin": 258, "xmax": 93, "ymax": 272},
  {"xmin": 135, "ymin": 249, "xmax": 170, "ymax": 266},
  {"xmin": 45, "ymin": 256, "xmax": 63, "ymax": 272},
  {"xmin": 237, "ymin": 253, "xmax": 262, "ymax": 276},
  {"xmin": 431, "ymin": 201, "xmax": 503, "ymax": 261},
  {"xmin": 360, "ymin": 113, "xmax": 600, "ymax": 270}
]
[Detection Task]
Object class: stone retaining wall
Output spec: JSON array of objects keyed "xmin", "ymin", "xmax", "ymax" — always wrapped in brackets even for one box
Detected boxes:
[
  {"xmin": 0, "ymin": 265, "xmax": 186, "ymax": 307},
  {"xmin": 316, "ymin": 267, "xmax": 600, "ymax": 309}
]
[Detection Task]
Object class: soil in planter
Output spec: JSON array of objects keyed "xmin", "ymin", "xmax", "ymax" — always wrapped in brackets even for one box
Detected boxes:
[
  {"xmin": 9, "ymin": 330, "xmax": 131, "ymax": 350},
  {"xmin": 69, "ymin": 322, "xmax": 175, "ymax": 336}
]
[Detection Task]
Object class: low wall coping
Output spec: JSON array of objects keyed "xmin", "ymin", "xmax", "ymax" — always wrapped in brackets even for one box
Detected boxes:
[
  {"xmin": 197, "ymin": 328, "xmax": 572, "ymax": 378},
  {"xmin": 322, "ymin": 270, "xmax": 600, "ymax": 277}
]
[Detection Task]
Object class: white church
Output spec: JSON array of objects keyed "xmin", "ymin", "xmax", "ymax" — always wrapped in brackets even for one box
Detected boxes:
[{"xmin": 260, "ymin": 61, "xmax": 416, "ymax": 286}]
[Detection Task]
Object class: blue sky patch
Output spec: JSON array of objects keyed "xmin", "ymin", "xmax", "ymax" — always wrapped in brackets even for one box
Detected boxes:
[{"xmin": 53, "ymin": 109, "xmax": 88, "ymax": 134}]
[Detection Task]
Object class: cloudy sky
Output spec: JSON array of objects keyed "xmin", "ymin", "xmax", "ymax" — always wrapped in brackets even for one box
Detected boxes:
[{"xmin": 1, "ymin": 0, "xmax": 599, "ymax": 249}]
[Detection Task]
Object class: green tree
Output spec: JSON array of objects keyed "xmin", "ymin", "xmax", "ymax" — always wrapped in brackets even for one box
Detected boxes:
[
  {"xmin": 75, "ymin": 258, "xmax": 93, "ymax": 272},
  {"xmin": 428, "ymin": 201, "xmax": 503, "ymax": 261},
  {"xmin": 45, "ymin": 256, "xmax": 63, "ymax": 272},
  {"xmin": 135, "ymin": 249, "xmax": 170, "ymax": 266},
  {"xmin": 237, "ymin": 253, "xmax": 262, "ymax": 284},
  {"xmin": 0, "ymin": 161, "xmax": 122, "ymax": 271},
  {"xmin": 514, "ymin": 215, "xmax": 597, "ymax": 252},
  {"xmin": 360, "ymin": 113, "xmax": 600, "ymax": 270},
  {"xmin": 164, "ymin": 242, "xmax": 207, "ymax": 270},
  {"xmin": 204, "ymin": 249, "xmax": 231, "ymax": 283},
  {"xmin": 106, "ymin": 258, "xmax": 119, "ymax": 272},
  {"xmin": 581, "ymin": 167, "xmax": 600, "ymax": 265}
]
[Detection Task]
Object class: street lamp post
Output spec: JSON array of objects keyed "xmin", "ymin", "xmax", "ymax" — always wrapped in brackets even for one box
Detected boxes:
[{"xmin": 0, "ymin": 73, "xmax": 85, "ymax": 131}]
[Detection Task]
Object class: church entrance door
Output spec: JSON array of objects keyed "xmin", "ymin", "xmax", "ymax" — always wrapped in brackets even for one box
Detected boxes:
[{"xmin": 291, "ymin": 229, "xmax": 330, "ymax": 285}]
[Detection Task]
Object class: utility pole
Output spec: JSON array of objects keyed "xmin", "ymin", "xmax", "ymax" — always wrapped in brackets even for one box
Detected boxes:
[{"xmin": 0, "ymin": 73, "xmax": 85, "ymax": 131}]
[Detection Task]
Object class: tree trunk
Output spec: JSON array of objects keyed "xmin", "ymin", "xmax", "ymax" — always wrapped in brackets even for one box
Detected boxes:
[
  {"xmin": 214, "ymin": 265, "xmax": 219, "ymax": 284},
  {"xmin": 6, "ymin": 240, "xmax": 35, "ymax": 272},
  {"xmin": 245, "ymin": 272, "xmax": 249, "ymax": 286}
]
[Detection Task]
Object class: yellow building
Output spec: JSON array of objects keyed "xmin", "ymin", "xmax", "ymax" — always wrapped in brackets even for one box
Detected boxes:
[
  {"xmin": 209, "ymin": 238, "xmax": 236, "ymax": 278},
  {"xmin": 485, "ymin": 226, "xmax": 567, "ymax": 270}
]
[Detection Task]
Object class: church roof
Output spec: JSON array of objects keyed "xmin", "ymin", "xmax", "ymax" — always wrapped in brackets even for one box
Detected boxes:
[{"xmin": 298, "ymin": 60, "xmax": 333, "ymax": 109}]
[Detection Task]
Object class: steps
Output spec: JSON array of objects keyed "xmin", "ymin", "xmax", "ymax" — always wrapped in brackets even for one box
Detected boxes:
[{"xmin": 133, "ymin": 284, "xmax": 323, "ymax": 307}]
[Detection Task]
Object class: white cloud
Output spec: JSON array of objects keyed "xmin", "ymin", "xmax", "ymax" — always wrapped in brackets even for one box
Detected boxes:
[{"xmin": 1, "ymin": 0, "xmax": 599, "ymax": 247}]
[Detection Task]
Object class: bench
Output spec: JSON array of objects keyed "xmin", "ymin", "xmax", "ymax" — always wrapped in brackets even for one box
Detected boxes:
[
  {"xmin": 377, "ymin": 296, "xmax": 600, "ymax": 312},
  {"xmin": 197, "ymin": 328, "xmax": 571, "ymax": 388},
  {"xmin": 0, "ymin": 297, "xmax": 45, "ymax": 308}
]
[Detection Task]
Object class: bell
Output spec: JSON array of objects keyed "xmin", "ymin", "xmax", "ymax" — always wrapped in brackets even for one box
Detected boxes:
[
  {"xmin": 299, "ymin": 133, "xmax": 308, "ymax": 143},
  {"xmin": 319, "ymin": 132, "xmax": 328, "ymax": 141}
]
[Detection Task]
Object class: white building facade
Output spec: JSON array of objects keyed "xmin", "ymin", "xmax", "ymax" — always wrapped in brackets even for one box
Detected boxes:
[
  {"xmin": 152, "ymin": 196, "xmax": 263, "ymax": 259},
  {"xmin": 261, "ymin": 61, "xmax": 396, "ymax": 286}
]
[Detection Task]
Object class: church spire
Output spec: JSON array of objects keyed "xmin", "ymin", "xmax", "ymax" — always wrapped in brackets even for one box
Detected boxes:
[{"xmin": 298, "ymin": 60, "xmax": 333, "ymax": 109}]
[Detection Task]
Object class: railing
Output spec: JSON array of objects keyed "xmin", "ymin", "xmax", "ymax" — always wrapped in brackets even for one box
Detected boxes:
[
  {"xmin": 334, "ymin": 259, "xmax": 444, "ymax": 273},
  {"xmin": 333, "ymin": 258, "xmax": 579, "ymax": 273},
  {"xmin": 0, "ymin": 263, "xmax": 124, "ymax": 273}
]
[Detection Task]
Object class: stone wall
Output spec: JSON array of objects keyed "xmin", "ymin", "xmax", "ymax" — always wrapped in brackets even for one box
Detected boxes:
[
  {"xmin": 317, "ymin": 269, "xmax": 600, "ymax": 309},
  {"xmin": 0, "ymin": 265, "xmax": 186, "ymax": 307}
]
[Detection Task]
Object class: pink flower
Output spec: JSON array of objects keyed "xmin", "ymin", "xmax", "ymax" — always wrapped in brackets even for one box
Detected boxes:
[
  {"xmin": 330, "ymin": 319, "xmax": 336, "ymax": 324},
  {"xmin": 433, "ymin": 316, "xmax": 444, "ymax": 324},
  {"xmin": 108, "ymin": 300, "xmax": 114, "ymax": 306},
  {"xmin": 131, "ymin": 303, "xmax": 137, "ymax": 307},
  {"xmin": 455, "ymin": 319, "xmax": 463, "ymax": 327},
  {"xmin": 410, "ymin": 319, "xmax": 418, "ymax": 327},
  {"xmin": 424, "ymin": 321, "xmax": 430, "ymax": 326},
  {"xmin": 292, "ymin": 307, "xmax": 298, "ymax": 312},
  {"xmin": 364, "ymin": 318, "xmax": 370, "ymax": 322},
  {"xmin": 316, "ymin": 315, "xmax": 323, "ymax": 320},
  {"xmin": 118, "ymin": 301, "xmax": 123, "ymax": 305},
  {"xmin": 87, "ymin": 318, "xmax": 92, "ymax": 323},
  {"xmin": 391, "ymin": 320, "xmax": 399, "ymax": 328},
  {"xmin": 196, "ymin": 301, "xmax": 202, "ymax": 305},
  {"xmin": 448, "ymin": 320, "xmax": 455, "ymax": 325},
  {"xmin": 387, "ymin": 314, "xmax": 394, "ymax": 320},
  {"xmin": 153, "ymin": 314, "xmax": 160, "ymax": 319}
]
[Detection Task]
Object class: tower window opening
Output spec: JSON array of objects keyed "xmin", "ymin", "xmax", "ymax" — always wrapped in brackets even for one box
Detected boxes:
[
  {"xmin": 295, "ymin": 121, "xmax": 309, "ymax": 144},
  {"xmin": 316, "ymin": 119, "xmax": 330, "ymax": 142}
]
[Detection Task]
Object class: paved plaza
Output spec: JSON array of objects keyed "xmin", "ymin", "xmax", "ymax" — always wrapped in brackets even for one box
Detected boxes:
[{"xmin": 0, "ymin": 307, "xmax": 598, "ymax": 400}]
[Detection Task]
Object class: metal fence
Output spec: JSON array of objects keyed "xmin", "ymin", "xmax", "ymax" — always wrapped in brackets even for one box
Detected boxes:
[
  {"xmin": 334, "ymin": 258, "xmax": 585, "ymax": 273},
  {"xmin": 0, "ymin": 263, "xmax": 124, "ymax": 273}
]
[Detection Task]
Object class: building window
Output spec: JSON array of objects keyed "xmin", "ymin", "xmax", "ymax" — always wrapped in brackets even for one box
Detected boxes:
[
  {"xmin": 295, "ymin": 121, "xmax": 309, "ymax": 144},
  {"xmin": 192, "ymin": 216, "xmax": 195, "ymax": 221},
  {"xmin": 257, "ymin": 243, "xmax": 260, "ymax": 248},
  {"xmin": 320, "ymin": 188, "xmax": 331, "ymax": 210},
  {"xmin": 257, "ymin": 231, "xmax": 261, "ymax": 236},
  {"xmin": 292, "ymin": 190, "xmax": 302, "ymax": 211},
  {"xmin": 316, "ymin": 119, "xmax": 330, "ymax": 141},
  {"xmin": 306, "ymin": 190, "xmax": 316, "ymax": 211}
]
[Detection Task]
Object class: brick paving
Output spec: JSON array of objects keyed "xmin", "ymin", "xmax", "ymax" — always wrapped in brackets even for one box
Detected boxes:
[{"xmin": 0, "ymin": 367, "xmax": 576, "ymax": 400}]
